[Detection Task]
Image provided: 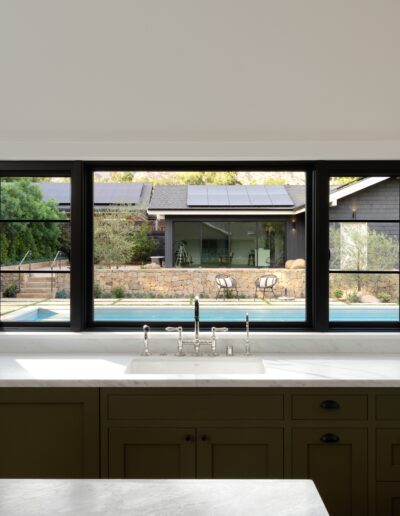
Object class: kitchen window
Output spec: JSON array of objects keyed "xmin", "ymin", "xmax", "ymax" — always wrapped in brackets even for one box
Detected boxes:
[{"xmin": 0, "ymin": 161, "xmax": 398, "ymax": 331}]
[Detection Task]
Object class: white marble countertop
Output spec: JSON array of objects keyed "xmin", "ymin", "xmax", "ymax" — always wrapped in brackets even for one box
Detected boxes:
[
  {"xmin": 0, "ymin": 479, "xmax": 328, "ymax": 516},
  {"xmin": 1, "ymin": 352, "xmax": 400, "ymax": 386}
]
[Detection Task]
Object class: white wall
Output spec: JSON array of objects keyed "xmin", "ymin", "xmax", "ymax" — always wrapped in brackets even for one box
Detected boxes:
[{"xmin": 0, "ymin": 0, "xmax": 399, "ymax": 160}]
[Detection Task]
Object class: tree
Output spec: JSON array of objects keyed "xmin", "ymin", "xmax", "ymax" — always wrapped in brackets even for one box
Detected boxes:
[
  {"xmin": 329, "ymin": 223, "xmax": 399, "ymax": 296},
  {"xmin": 153, "ymin": 171, "xmax": 240, "ymax": 185},
  {"xmin": 131, "ymin": 222, "xmax": 157, "ymax": 264},
  {"xmin": 330, "ymin": 177, "xmax": 361, "ymax": 186},
  {"xmin": 93, "ymin": 209, "xmax": 135, "ymax": 267},
  {"xmin": 94, "ymin": 210, "xmax": 157, "ymax": 267},
  {"xmin": 0, "ymin": 180, "xmax": 64, "ymax": 264}
]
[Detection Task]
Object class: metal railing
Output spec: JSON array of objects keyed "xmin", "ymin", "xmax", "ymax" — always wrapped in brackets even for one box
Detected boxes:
[
  {"xmin": 18, "ymin": 250, "xmax": 32, "ymax": 291},
  {"xmin": 50, "ymin": 250, "xmax": 64, "ymax": 294}
]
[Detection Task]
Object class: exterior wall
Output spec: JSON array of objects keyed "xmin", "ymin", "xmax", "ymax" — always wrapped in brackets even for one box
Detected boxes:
[
  {"xmin": 94, "ymin": 267, "xmax": 306, "ymax": 299},
  {"xmin": 329, "ymin": 178, "xmax": 399, "ymax": 220}
]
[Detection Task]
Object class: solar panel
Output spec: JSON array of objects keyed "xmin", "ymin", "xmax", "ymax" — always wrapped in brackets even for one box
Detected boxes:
[
  {"xmin": 94, "ymin": 183, "xmax": 143, "ymax": 204},
  {"xmin": 186, "ymin": 185, "xmax": 294, "ymax": 207},
  {"xmin": 246, "ymin": 185, "xmax": 272, "ymax": 206},
  {"xmin": 187, "ymin": 185, "xmax": 208, "ymax": 206},
  {"xmin": 266, "ymin": 186, "xmax": 293, "ymax": 206},
  {"xmin": 207, "ymin": 185, "xmax": 229, "ymax": 206},
  {"xmin": 228, "ymin": 186, "xmax": 251, "ymax": 206}
]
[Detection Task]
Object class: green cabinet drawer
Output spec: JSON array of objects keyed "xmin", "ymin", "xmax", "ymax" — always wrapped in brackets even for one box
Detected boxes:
[
  {"xmin": 105, "ymin": 391, "xmax": 283, "ymax": 421},
  {"xmin": 377, "ymin": 429, "xmax": 400, "ymax": 481},
  {"xmin": 292, "ymin": 394, "xmax": 367, "ymax": 420},
  {"xmin": 377, "ymin": 396, "xmax": 400, "ymax": 421}
]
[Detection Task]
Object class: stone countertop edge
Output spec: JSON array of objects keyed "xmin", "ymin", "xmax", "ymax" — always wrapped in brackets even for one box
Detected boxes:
[
  {"xmin": 0, "ymin": 479, "xmax": 329, "ymax": 516},
  {"xmin": 2, "ymin": 353, "xmax": 400, "ymax": 387}
]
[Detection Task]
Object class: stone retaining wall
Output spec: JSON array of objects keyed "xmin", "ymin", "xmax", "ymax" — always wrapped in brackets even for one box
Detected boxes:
[{"xmin": 94, "ymin": 267, "xmax": 306, "ymax": 298}]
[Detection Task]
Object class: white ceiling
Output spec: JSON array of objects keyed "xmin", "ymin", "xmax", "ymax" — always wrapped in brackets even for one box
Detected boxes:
[{"xmin": 0, "ymin": 0, "xmax": 399, "ymax": 159}]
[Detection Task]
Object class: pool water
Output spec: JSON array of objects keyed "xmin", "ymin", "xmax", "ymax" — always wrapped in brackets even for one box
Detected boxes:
[{"xmin": 8, "ymin": 305, "xmax": 399, "ymax": 323}]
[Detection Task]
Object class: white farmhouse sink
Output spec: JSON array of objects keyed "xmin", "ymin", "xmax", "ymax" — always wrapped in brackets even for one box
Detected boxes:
[{"xmin": 125, "ymin": 356, "xmax": 265, "ymax": 375}]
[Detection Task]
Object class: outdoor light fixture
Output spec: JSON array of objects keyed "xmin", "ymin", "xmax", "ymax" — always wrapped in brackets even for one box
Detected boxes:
[
  {"xmin": 291, "ymin": 218, "xmax": 296, "ymax": 230},
  {"xmin": 352, "ymin": 207, "xmax": 357, "ymax": 220}
]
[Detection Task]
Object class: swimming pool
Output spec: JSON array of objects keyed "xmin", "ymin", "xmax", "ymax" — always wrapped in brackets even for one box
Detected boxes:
[{"xmin": 7, "ymin": 305, "xmax": 399, "ymax": 322}]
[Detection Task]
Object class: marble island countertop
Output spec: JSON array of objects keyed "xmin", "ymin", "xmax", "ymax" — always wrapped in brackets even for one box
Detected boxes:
[
  {"xmin": 1, "ymin": 352, "xmax": 400, "ymax": 386},
  {"xmin": 0, "ymin": 479, "xmax": 328, "ymax": 516}
]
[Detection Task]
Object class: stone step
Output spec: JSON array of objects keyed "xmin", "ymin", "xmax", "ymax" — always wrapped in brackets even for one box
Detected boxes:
[
  {"xmin": 19, "ymin": 287, "xmax": 52, "ymax": 293},
  {"xmin": 21, "ymin": 282, "xmax": 52, "ymax": 288},
  {"xmin": 16, "ymin": 293, "xmax": 52, "ymax": 299}
]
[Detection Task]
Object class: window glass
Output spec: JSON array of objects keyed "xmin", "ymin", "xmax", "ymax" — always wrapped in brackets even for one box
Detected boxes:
[
  {"xmin": 92, "ymin": 170, "xmax": 307, "ymax": 323},
  {"xmin": 329, "ymin": 176, "xmax": 399, "ymax": 323},
  {"xmin": 0, "ymin": 177, "xmax": 71, "ymax": 323}
]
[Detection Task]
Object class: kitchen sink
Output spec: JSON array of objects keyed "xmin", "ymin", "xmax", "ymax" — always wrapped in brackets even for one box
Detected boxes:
[{"xmin": 125, "ymin": 356, "xmax": 266, "ymax": 375}]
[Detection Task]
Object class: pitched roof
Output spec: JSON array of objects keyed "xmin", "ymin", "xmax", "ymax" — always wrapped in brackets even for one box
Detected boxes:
[
  {"xmin": 38, "ymin": 182, "xmax": 152, "ymax": 210},
  {"xmin": 148, "ymin": 185, "xmax": 306, "ymax": 211}
]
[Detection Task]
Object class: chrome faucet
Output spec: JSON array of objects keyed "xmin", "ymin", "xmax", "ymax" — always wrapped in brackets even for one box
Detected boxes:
[
  {"xmin": 165, "ymin": 296, "xmax": 228, "ymax": 355},
  {"xmin": 244, "ymin": 312, "xmax": 251, "ymax": 355},
  {"xmin": 141, "ymin": 324, "xmax": 151, "ymax": 356},
  {"xmin": 166, "ymin": 326, "xmax": 184, "ymax": 355},
  {"xmin": 194, "ymin": 296, "xmax": 200, "ymax": 354}
]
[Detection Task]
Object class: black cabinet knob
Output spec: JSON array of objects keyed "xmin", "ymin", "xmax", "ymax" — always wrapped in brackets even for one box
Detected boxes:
[
  {"xmin": 185, "ymin": 435, "xmax": 192, "ymax": 442},
  {"xmin": 320, "ymin": 433, "xmax": 340, "ymax": 444},
  {"xmin": 320, "ymin": 399, "xmax": 340, "ymax": 410},
  {"xmin": 201, "ymin": 435, "xmax": 208, "ymax": 441}
]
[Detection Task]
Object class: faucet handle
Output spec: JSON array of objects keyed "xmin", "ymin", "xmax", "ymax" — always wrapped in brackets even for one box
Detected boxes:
[
  {"xmin": 166, "ymin": 327, "xmax": 184, "ymax": 356},
  {"xmin": 165, "ymin": 326, "xmax": 182, "ymax": 332},
  {"xmin": 211, "ymin": 327, "xmax": 229, "ymax": 332}
]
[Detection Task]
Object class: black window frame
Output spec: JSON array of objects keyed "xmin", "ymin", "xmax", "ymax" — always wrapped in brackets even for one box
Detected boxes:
[{"xmin": 0, "ymin": 160, "xmax": 398, "ymax": 332}]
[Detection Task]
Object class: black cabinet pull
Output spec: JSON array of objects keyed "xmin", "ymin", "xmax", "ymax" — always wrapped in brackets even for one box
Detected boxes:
[
  {"xmin": 201, "ymin": 435, "xmax": 208, "ymax": 441},
  {"xmin": 185, "ymin": 435, "xmax": 193, "ymax": 442},
  {"xmin": 320, "ymin": 399, "xmax": 340, "ymax": 410},
  {"xmin": 320, "ymin": 433, "xmax": 340, "ymax": 444}
]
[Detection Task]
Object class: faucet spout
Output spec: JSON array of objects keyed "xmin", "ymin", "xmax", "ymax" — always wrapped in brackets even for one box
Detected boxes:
[{"xmin": 194, "ymin": 296, "xmax": 200, "ymax": 354}]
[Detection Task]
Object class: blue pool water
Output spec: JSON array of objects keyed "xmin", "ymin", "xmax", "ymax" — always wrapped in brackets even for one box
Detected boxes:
[
  {"xmin": 93, "ymin": 306, "xmax": 398, "ymax": 322},
  {"xmin": 9, "ymin": 305, "xmax": 399, "ymax": 322}
]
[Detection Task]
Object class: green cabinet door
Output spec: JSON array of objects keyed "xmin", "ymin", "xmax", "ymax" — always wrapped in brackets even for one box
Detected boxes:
[
  {"xmin": 108, "ymin": 427, "xmax": 196, "ymax": 478},
  {"xmin": 377, "ymin": 429, "xmax": 400, "ymax": 481},
  {"xmin": 292, "ymin": 428, "xmax": 367, "ymax": 516},
  {"xmin": 376, "ymin": 483, "xmax": 400, "ymax": 516},
  {"xmin": 196, "ymin": 427, "xmax": 283, "ymax": 479},
  {"xmin": 0, "ymin": 388, "xmax": 99, "ymax": 478}
]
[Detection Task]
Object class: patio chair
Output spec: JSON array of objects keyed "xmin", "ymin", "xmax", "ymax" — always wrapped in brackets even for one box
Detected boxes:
[
  {"xmin": 254, "ymin": 274, "xmax": 278, "ymax": 300},
  {"xmin": 215, "ymin": 274, "xmax": 239, "ymax": 300}
]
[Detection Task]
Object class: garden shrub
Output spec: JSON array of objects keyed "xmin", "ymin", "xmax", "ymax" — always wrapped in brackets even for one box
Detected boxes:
[
  {"xmin": 378, "ymin": 292, "xmax": 391, "ymax": 303},
  {"xmin": 2, "ymin": 283, "xmax": 19, "ymax": 298},
  {"xmin": 332, "ymin": 288, "xmax": 344, "ymax": 299},
  {"xmin": 111, "ymin": 286, "xmax": 125, "ymax": 299},
  {"xmin": 55, "ymin": 289, "xmax": 70, "ymax": 299},
  {"xmin": 346, "ymin": 291, "xmax": 360, "ymax": 303}
]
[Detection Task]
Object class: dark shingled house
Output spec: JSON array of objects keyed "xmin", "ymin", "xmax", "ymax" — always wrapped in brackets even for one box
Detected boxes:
[{"xmin": 147, "ymin": 177, "xmax": 399, "ymax": 268}]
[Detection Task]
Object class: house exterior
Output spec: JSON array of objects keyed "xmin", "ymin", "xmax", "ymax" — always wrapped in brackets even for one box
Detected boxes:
[
  {"xmin": 147, "ymin": 177, "xmax": 399, "ymax": 269},
  {"xmin": 37, "ymin": 177, "xmax": 399, "ymax": 270}
]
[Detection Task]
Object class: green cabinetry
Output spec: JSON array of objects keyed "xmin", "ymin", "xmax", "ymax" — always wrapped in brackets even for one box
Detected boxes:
[
  {"xmin": 0, "ymin": 388, "xmax": 99, "ymax": 478},
  {"xmin": 3, "ymin": 385, "xmax": 400, "ymax": 516}
]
